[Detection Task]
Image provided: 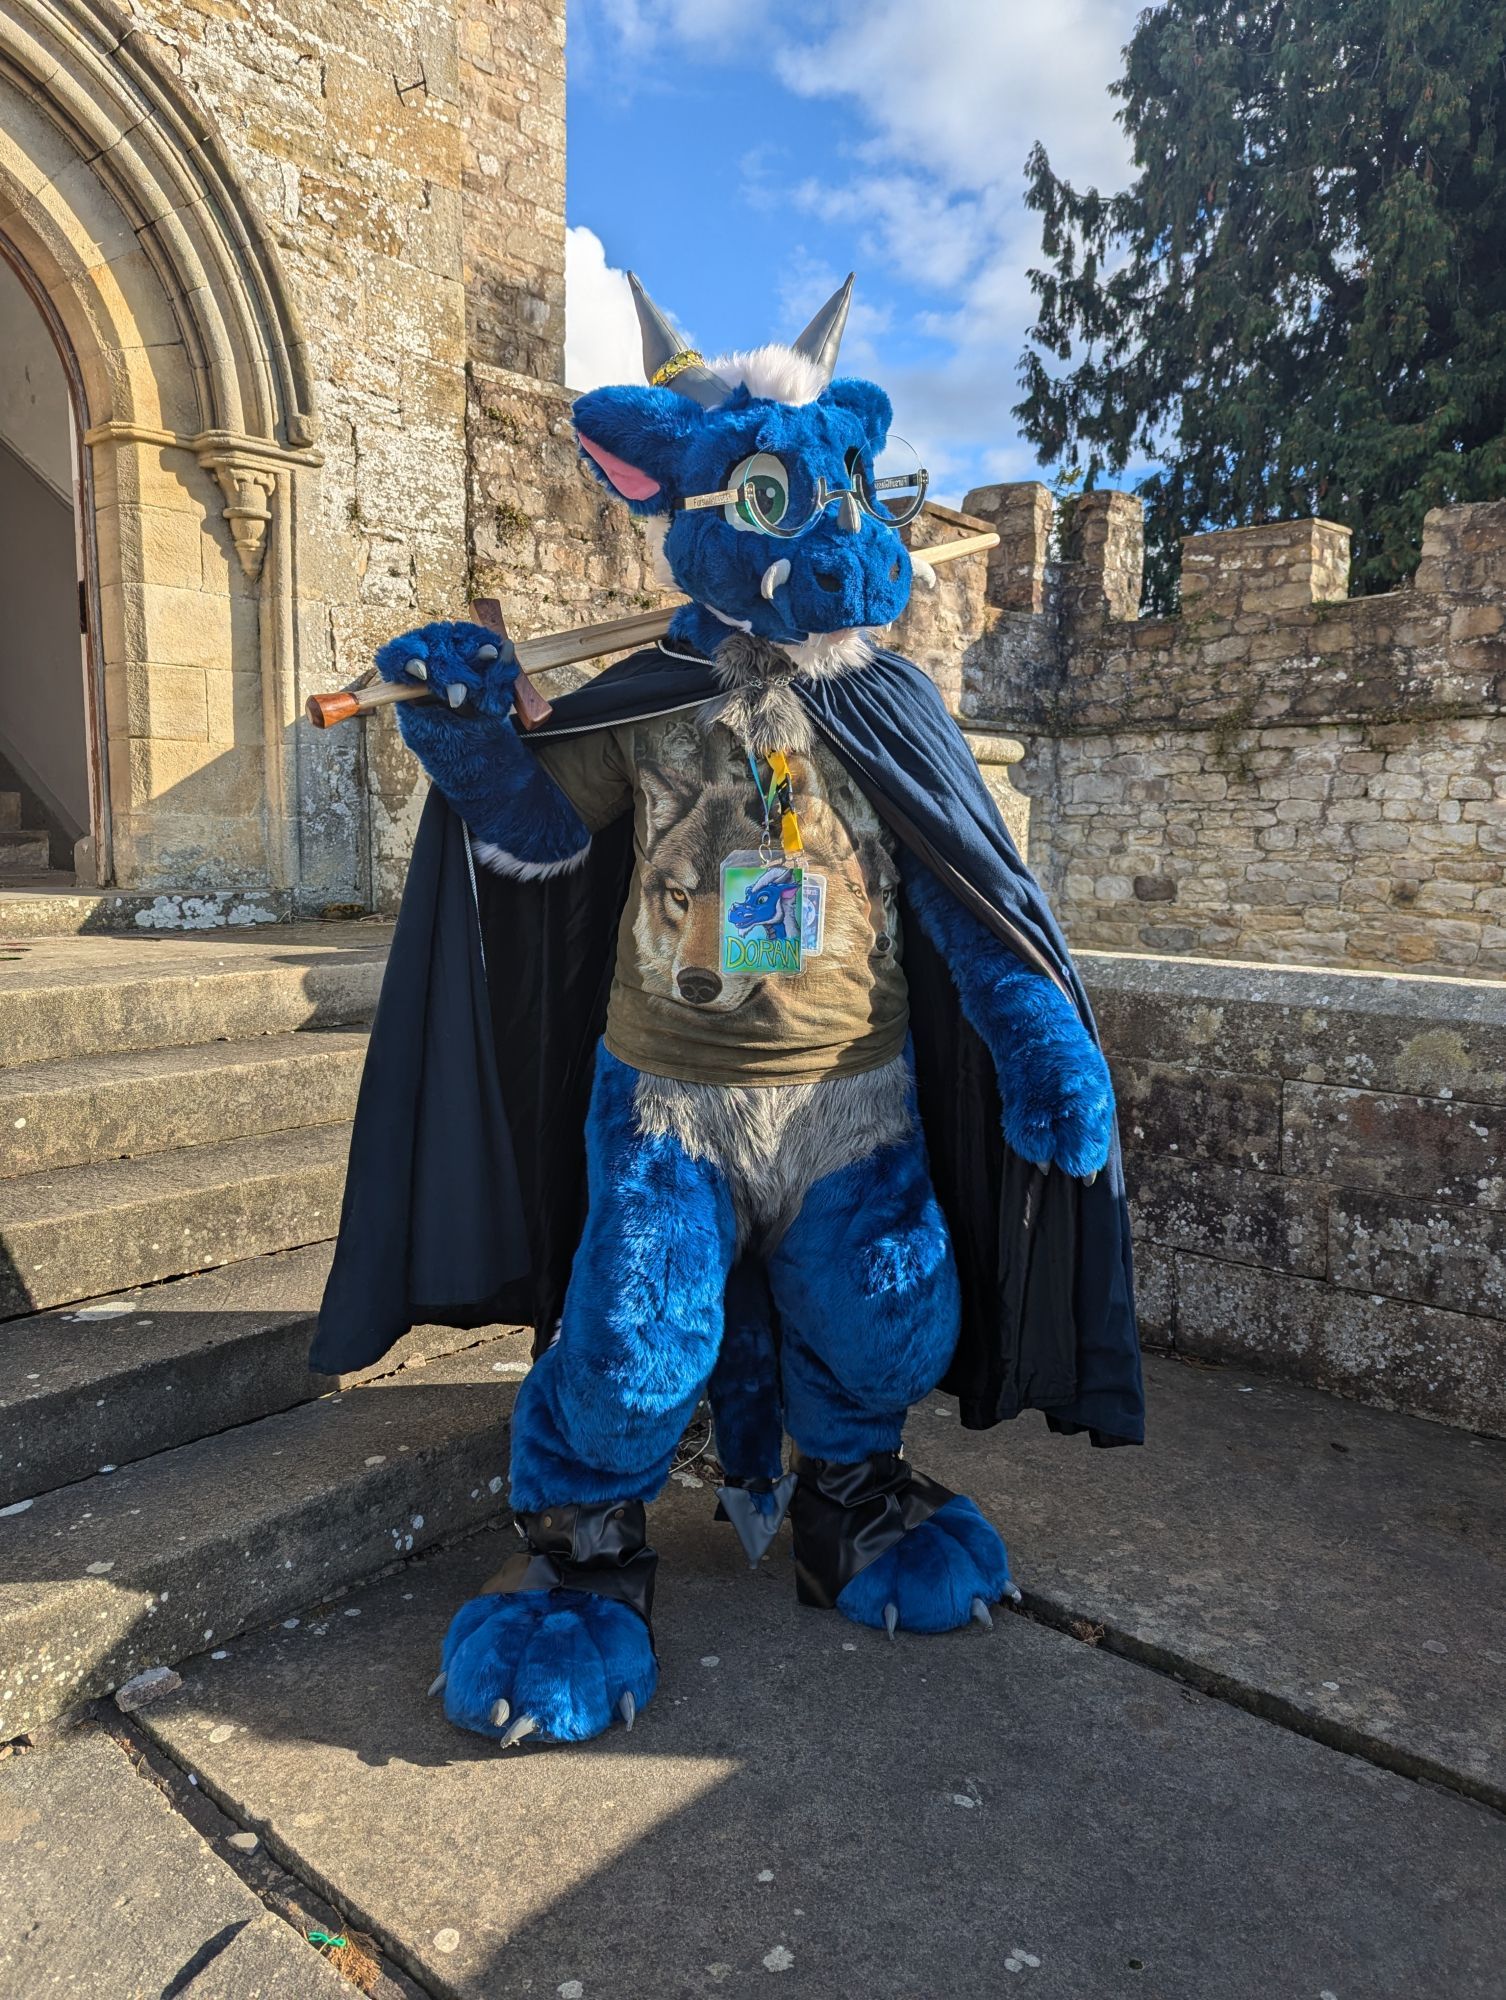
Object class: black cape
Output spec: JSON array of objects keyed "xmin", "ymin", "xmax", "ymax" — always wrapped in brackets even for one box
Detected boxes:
[{"xmin": 311, "ymin": 644, "xmax": 1143, "ymax": 1446}]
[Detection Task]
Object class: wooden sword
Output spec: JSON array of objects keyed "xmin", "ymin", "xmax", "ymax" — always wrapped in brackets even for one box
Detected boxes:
[{"xmin": 304, "ymin": 530, "xmax": 1000, "ymax": 730}]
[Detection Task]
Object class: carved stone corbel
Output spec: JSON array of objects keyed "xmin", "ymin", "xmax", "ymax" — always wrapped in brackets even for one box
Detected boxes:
[{"xmin": 196, "ymin": 448, "xmax": 279, "ymax": 579}]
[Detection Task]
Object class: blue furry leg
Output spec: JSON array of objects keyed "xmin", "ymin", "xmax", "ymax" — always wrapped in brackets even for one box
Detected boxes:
[
  {"xmin": 768, "ymin": 1116, "xmax": 960, "ymax": 1461},
  {"xmin": 509, "ymin": 1044, "xmax": 736, "ymax": 1511},
  {"xmin": 707, "ymin": 1259, "xmax": 784, "ymax": 1487},
  {"xmin": 771, "ymin": 1118, "xmax": 1015, "ymax": 1632},
  {"xmin": 436, "ymin": 1046, "xmax": 735, "ymax": 1744}
]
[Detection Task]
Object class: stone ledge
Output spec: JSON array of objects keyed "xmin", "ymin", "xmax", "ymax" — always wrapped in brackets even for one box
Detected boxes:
[{"xmin": 1085, "ymin": 949, "xmax": 1506, "ymax": 1100}]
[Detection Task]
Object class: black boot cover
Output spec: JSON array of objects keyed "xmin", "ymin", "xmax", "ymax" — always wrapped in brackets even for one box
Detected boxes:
[
  {"xmin": 481, "ymin": 1499, "xmax": 658, "ymax": 1629},
  {"xmin": 788, "ymin": 1448, "xmax": 955, "ymax": 1609}
]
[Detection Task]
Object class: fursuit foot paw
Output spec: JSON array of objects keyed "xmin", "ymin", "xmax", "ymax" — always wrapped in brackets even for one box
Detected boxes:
[
  {"xmin": 432, "ymin": 1587, "xmax": 658, "ymax": 1745},
  {"xmin": 837, "ymin": 1495, "xmax": 1018, "ymax": 1636}
]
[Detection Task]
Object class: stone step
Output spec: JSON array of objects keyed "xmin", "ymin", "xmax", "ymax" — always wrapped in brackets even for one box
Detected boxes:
[
  {"xmin": 0, "ymin": 1243, "xmax": 519, "ymax": 1506},
  {"xmin": 0, "ymin": 828, "xmax": 51, "ymax": 874},
  {"xmin": 0, "ymin": 1123, "xmax": 352, "ymax": 1319},
  {"xmin": 0, "ymin": 1337, "xmax": 526, "ymax": 1737},
  {"xmin": 0, "ymin": 1028, "xmax": 369, "ymax": 1179},
  {"xmin": 0, "ymin": 925, "xmax": 388, "ymax": 1069}
]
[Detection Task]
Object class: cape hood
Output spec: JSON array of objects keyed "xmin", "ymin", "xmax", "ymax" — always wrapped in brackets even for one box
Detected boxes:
[{"xmin": 311, "ymin": 643, "xmax": 1143, "ymax": 1446}]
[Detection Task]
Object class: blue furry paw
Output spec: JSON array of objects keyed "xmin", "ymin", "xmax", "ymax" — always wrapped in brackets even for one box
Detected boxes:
[
  {"xmin": 374, "ymin": 619, "xmax": 519, "ymax": 715},
  {"xmin": 1001, "ymin": 1021, "xmax": 1115, "ymax": 1180},
  {"xmin": 835, "ymin": 1496, "xmax": 1016, "ymax": 1635},
  {"xmin": 433, "ymin": 1588, "xmax": 658, "ymax": 1744}
]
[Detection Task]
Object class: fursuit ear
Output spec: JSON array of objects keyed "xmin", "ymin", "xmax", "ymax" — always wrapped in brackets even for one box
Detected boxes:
[
  {"xmin": 821, "ymin": 376, "xmax": 893, "ymax": 452},
  {"xmin": 571, "ymin": 385, "xmax": 701, "ymax": 514}
]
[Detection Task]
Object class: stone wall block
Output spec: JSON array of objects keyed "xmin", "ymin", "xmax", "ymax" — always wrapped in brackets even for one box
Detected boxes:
[
  {"xmin": 1414, "ymin": 500, "xmax": 1506, "ymax": 595},
  {"xmin": 1086, "ymin": 954, "xmax": 1506, "ymax": 1113},
  {"xmin": 1113, "ymin": 1058, "xmax": 1283, "ymax": 1169},
  {"xmin": 1173, "ymin": 1254, "xmax": 1506, "ymax": 1432},
  {"xmin": 1180, "ymin": 519, "xmax": 1352, "ymax": 620},
  {"xmin": 1283, "ymin": 1082, "xmax": 1505, "ymax": 1208},
  {"xmin": 1127, "ymin": 1155, "xmax": 1327, "ymax": 1275},
  {"xmin": 1329, "ymin": 1189, "xmax": 1506, "ymax": 1318},
  {"xmin": 959, "ymin": 482, "xmax": 1053, "ymax": 614},
  {"xmin": 1065, "ymin": 489, "xmax": 1144, "ymax": 622}
]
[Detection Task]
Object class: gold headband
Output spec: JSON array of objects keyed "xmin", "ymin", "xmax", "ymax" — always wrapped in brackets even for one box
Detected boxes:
[{"xmin": 649, "ymin": 348, "xmax": 707, "ymax": 388}]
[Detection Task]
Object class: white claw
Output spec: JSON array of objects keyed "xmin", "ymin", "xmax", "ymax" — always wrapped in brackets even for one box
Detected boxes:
[
  {"xmin": 912, "ymin": 557, "xmax": 938, "ymax": 591},
  {"xmin": 446, "ymin": 683, "xmax": 468, "ymax": 709},
  {"xmin": 499, "ymin": 1713, "xmax": 539, "ymax": 1749},
  {"xmin": 405, "ymin": 658, "xmax": 429, "ymax": 681},
  {"xmin": 971, "ymin": 1597, "xmax": 994, "ymax": 1632},
  {"xmin": 760, "ymin": 558, "xmax": 791, "ymax": 601},
  {"xmin": 490, "ymin": 1698, "xmax": 510, "ymax": 1729},
  {"xmin": 1003, "ymin": 1581, "xmax": 1023, "ymax": 1605},
  {"xmin": 883, "ymin": 1602, "xmax": 899, "ymax": 1641},
  {"xmin": 618, "ymin": 1690, "xmax": 635, "ymax": 1732},
  {"xmin": 474, "ymin": 644, "xmax": 500, "ymax": 663},
  {"xmin": 427, "ymin": 1671, "xmax": 447, "ymax": 1697}
]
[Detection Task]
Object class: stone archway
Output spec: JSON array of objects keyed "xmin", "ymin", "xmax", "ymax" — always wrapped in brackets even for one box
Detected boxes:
[{"xmin": 0, "ymin": 0, "xmax": 320, "ymax": 893}]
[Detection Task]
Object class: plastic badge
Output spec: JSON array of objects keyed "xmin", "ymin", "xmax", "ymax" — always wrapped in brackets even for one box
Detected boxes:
[
  {"xmin": 720, "ymin": 851, "xmax": 804, "ymax": 976},
  {"xmin": 799, "ymin": 871, "xmax": 827, "ymax": 957}
]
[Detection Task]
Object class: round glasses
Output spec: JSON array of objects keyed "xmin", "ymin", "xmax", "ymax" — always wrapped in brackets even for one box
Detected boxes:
[{"xmin": 675, "ymin": 438, "xmax": 929, "ymax": 538}]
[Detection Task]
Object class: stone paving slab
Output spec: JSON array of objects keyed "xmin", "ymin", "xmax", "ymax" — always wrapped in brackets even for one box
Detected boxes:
[
  {"xmin": 0, "ymin": 1727, "xmax": 347, "ymax": 1999},
  {"xmin": 137, "ymin": 1490, "xmax": 1506, "ymax": 2000},
  {"xmin": 938, "ymin": 1352, "xmax": 1506, "ymax": 1806}
]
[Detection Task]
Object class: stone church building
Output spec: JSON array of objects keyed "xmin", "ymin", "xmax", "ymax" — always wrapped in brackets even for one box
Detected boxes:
[{"xmin": 0, "ymin": 0, "xmax": 593, "ymax": 918}]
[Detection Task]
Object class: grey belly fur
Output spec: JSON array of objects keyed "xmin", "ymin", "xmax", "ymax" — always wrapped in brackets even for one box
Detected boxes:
[{"xmin": 632, "ymin": 1054, "xmax": 914, "ymax": 1252}]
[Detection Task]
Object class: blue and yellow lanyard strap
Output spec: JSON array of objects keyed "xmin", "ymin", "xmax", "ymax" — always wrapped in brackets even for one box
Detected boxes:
[{"xmin": 750, "ymin": 750, "xmax": 804, "ymax": 860}]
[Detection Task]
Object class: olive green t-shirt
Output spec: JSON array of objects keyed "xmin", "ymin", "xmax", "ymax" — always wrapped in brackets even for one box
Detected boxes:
[{"xmin": 531, "ymin": 707, "xmax": 909, "ymax": 1086}]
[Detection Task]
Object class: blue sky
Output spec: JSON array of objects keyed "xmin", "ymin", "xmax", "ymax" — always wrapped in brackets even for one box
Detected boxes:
[{"xmin": 565, "ymin": 0, "xmax": 1148, "ymax": 506}]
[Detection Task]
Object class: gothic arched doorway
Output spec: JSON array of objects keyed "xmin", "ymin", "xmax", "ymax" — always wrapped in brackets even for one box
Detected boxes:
[
  {"xmin": 0, "ymin": 239, "xmax": 101, "ymax": 882},
  {"xmin": 0, "ymin": 0, "xmax": 319, "ymax": 898}
]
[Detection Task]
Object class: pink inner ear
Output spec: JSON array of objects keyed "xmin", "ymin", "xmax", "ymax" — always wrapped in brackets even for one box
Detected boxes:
[{"xmin": 577, "ymin": 432, "xmax": 661, "ymax": 501}]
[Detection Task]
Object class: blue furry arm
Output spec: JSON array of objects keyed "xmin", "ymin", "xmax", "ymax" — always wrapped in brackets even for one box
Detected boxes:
[
  {"xmin": 373, "ymin": 621, "xmax": 590, "ymax": 875},
  {"xmin": 902, "ymin": 856, "xmax": 1114, "ymax": 1179}
]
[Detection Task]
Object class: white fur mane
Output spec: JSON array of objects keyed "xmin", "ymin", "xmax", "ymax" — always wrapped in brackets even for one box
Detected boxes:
[
  {"xmin": 709, "ymin": 344, "xmax": 828, "ymax": 407},
  {"xmin": 781, "ymin": 627, "xmax": 876, "ymax": 674}
]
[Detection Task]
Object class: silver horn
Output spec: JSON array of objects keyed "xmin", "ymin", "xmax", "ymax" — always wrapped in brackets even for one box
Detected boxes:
[
  {"xmin": 628, "ymin": 272, "xmax": 733, "ymax": 409},
  {"xmin": 791, "ymin": 273, "xmax": 854, "ymax": 389}
]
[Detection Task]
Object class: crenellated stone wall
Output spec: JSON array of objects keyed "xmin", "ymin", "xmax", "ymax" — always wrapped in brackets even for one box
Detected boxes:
[{"xmin": 943, "ymin": 490, "xmax": 1506, "ymax": 979}]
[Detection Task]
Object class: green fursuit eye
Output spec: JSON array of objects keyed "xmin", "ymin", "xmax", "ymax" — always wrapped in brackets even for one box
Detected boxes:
[
  {"xmin": 725, "ymin": 452, "xmax": 791, "ymax": 531},
  {"xmin": 738, "ymin": 474, "xmax": 788, "ymax": 527}
]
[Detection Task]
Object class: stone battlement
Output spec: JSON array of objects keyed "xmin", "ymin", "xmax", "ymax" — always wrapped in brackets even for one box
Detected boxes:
[{"xmin": 892, "ymin": 489, "xmax": 1506, "ymax": 978}]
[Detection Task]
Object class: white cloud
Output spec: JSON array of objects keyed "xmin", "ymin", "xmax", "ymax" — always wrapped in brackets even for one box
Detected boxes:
[
  {"xmin": 564, "ymin": 226, "xmax": 646, "ymax": 393},
  {"xmin": 569, "ymin": 0, "xmax": 1148, "ymax": 494}
]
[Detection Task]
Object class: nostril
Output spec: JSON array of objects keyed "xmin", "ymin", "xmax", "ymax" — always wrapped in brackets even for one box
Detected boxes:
[
  {"xmin": 676, "ymin": 967, "xmax": 723, "ymax": 1005},
  {"xmin": 814, "ymin": 570, "xmax": 841, "ymax": 592},
  {"xmin": 889, "ymin": 559, "xmax": 902, "ymax": 581}
]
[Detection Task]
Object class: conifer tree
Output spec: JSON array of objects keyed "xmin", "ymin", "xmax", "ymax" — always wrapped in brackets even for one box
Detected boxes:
[{"xmin": 1015, "ymin": 0, "xmax": 1506, "ymax": 609}]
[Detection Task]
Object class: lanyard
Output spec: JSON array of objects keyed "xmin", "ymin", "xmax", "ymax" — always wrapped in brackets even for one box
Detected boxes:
[{"xmin": 748, "ymin": 750, "xmax": 804, "ymax": 863}]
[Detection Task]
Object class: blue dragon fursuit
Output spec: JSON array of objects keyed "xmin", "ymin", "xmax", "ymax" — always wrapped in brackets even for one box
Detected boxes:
[{"xmin": 341, "ymin": 271, "xmax": 1136, "ymax": 1748}]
